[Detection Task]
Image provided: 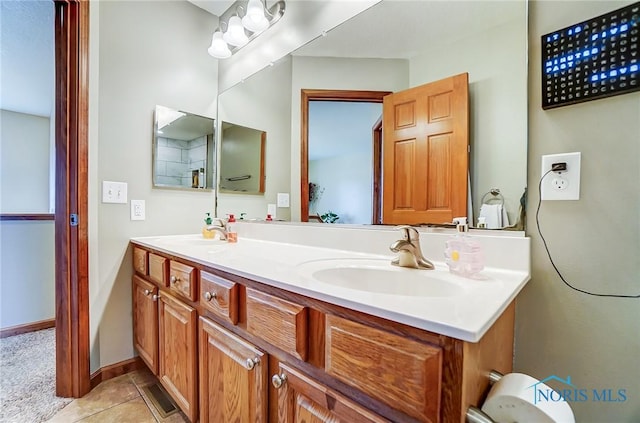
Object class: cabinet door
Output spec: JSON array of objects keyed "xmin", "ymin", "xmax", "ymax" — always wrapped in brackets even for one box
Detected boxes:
[
  {"xmin": 325, "ymin": 315, "xmax": 442, "ymax": 423},
  {"xmin": 132, "ymin": 275, "xmax": 158, "ymax": 374},
  {"xmin": 158, "ymin": 292, "xmax": 198, "ymax": 422},
  {"xmin": 275, "ymin": 362, "xmax": 390, "ymax": 423},
  {"xmin": 199, "ymin": 317, "xmax": 267, "ymax": 423}
]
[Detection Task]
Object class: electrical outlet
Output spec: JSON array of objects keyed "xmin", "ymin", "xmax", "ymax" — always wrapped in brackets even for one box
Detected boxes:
[
  {"xmin": 540, "ymin": 152, "xmax": 581, "ymax": 200},
  {"xmin": 131, "ymin": 200, "xmax": 145, "ymax": 220},
  {"xmin": 102, "ymin": 181, "xmax": 128, "ymax": 204},
  {"xmin": 552, "ymin": 176, "xmax": 569, "ymax": 190}
]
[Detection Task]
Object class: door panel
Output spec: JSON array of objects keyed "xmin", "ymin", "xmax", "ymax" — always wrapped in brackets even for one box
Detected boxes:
[
  {"xmin": 158, "ymin": 293, "xmax": 198, "ymax": 422},
  {"xmin": 199, "ymin": 317, "xmax": 267, "ymax": 423},
  {"xmin": 132, "ymin": 276, "xmax": 158, "ymax": 374},
  {"xmin": 277, "ymin": 362, "xmax": 390, "ymax": 423},
  {"xmin": 383, "ymin": 73, "xmax": 469, "ymax": 224}
]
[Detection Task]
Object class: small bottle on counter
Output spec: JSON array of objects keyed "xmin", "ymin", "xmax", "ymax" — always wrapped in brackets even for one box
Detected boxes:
[
  {"xmin": 266, "ymin": 214, "xmax": 273, "ymax": 221},
  {"xmin": 444, "ymin": 217, "xmax": 484, "ymax": 278},
  {"xmin": 477, "ymin": 216, "xmax": 487, "ymax": 229},
  {"xmin": 226, "ymin": 214, "xmax": 238, "ymax": 243},
  {"xmin": 202, "ymin": 212, "xmax": 215, "ymax": 239}
]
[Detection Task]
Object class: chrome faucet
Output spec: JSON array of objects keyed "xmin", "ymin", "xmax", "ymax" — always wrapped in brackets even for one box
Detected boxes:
[
  {"xmin": 389, "ymin": 226, "xmax": 434, "ymax": 270},
  {"xmin": 205, "ymin": 217, "xmax": 228, "ymax": 240}
]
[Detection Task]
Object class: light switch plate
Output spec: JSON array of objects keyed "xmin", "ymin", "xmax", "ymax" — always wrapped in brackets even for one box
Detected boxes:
[
  {"xmin": 277, "ymin": 192, "xmax": 290, "ymax": 208},
  {"xmin": 131, "ymin": 200, "xmax": 145, "ymax": 220},
  {"xmin": 540, "ymin": 152, "xmax": 581, "ymax": 200},
  {"xmin": 102, "ymin": 181, "xmax": 128, "ymax": 204}
]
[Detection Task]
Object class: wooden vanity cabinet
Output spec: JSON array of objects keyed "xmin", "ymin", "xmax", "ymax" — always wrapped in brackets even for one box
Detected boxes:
[
  {"xmin": 158, "ymin": 291, "xmax": 198, "ymax": 422},
  {"xmin": 131, "ymin": 244, "xmax": 515, "ymax": 423}
]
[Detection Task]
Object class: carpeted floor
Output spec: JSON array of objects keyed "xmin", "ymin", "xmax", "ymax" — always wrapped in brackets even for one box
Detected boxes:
[{"xmin": 0, "ymin": 328, "xmax": 73, "ymax": 423}]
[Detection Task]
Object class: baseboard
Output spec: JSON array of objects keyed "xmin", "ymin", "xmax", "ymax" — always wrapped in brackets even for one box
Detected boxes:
[
  {"xmin": 0, "ymin": 318, "xmax": 55, "ymax": 338},
  {"xmin": 90, "ymin": 356, "xmax": 145, "ymax": 389}
]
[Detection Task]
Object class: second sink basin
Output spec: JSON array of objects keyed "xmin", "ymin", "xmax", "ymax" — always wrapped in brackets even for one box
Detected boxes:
[{"xmin": 296, "ymin": 258, "xmax": 467, "ymax": 297}]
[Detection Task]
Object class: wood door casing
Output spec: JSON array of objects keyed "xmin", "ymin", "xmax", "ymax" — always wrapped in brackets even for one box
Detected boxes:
[
  {"xmin": 132, "ymin": 276, "xmax": 158, "ymax": 374},
  {"xmin": 199, "ymin": 317, "xmax": 267, "ymax": 423},
  {"xmin": 300, "ymin": 90, "xmax": 390, "ymax": 222},
  {"xmin": 158, "ymin": 293, "xmax": 198, "ymax": 422},
  {"xmin": 382, "ymin": 73, "xmax": 469, "ymax": 224}
]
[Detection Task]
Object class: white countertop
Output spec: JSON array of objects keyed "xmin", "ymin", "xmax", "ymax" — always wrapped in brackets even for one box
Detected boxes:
[{"xmin": 131, "ymin": 226, "xmax": 530, "ymax": 343}]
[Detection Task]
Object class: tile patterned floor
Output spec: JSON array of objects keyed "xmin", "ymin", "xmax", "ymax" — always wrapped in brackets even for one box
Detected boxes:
[{"xmin": 46, "ymin": 368, "xmax": 188, "ymax": 423}]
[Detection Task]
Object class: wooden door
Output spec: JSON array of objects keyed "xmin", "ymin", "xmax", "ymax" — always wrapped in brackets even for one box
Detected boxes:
[
  {"xmin": 132, "ymin": 276, "xmax": 158, "ymax": 374},
  {"xmin": 199, "ymin": 317, "xmax": 267, "ymax": 423},
  {"xmin": 382, "ymin": 73, "xmax": 469, "ymax": 224},
  {"xmin": 158, "ymin": 293, "xmax": 198, "ymax": 422},
  {"xmin": 275, "ymin": 362, "xmax": 390, "ymax": 423}
]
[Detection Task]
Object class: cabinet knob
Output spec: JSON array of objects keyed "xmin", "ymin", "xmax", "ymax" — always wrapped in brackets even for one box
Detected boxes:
[
  {"xmin": 152, "ymin": 294, "xmax": 160, "ymax": 301},
  {"xmin": 271, "ymin": 373, "xmax": 287, "ymax": 389},
  {"xmin": 204, "ymin": 291, "xmax": 217, "ymax": 301},
  {"xmin": 245, "ymin": 357, "xmax": 260, "ymax": 370},
  {"xmin": 144, "ymin": 289, "xmax": 151, "ymax": 296},
  {"xmin": 170, "ymin": 275, "xmax": 179, "ymax": 284}
]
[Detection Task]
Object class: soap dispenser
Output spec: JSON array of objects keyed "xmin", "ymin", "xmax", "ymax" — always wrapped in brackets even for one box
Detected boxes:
[
  {"xmin": 202, "ymin": 213, "xmax": 215, "ymax": 239},
  {"xmin": 226, "ymin": 214, "xmax": 238, "ymax": 243},
  {"xmin": 444, "ymin": 217, "xmax": 484, "ymax": 278}
]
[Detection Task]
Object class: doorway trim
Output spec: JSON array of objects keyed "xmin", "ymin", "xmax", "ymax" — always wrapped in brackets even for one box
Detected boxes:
[
  {"xmin": 54, "ymin": 0, "xmax": 91, "ymax": 398},
  {"xmin": 300, "ymin": 89, "xmax": 390, "ymax": 222}
]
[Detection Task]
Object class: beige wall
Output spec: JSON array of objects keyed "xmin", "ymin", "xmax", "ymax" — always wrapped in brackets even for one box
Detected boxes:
[
  {"xmin": 217, "ymin": 57, "xmax": 293, "ymax": 221},
  {"xmin": 409, "ymin": 18, "xmax": 527, "ymax": 225},
  {"xmin": 0, "ymin": 221, "xmax": 55, "ymax": 328},
  {"xmin": 0, "ymin": 110, "xmax": 50, "ymax": 213},
  {"xmin": 517, "ymin": 1, "xmax": 640, "ymax": 421},
  {"xmin": 0, "ymin": 110, "xmax": 54, "ymax": 329},
  {"xmin": 90, "ymin": 0, "xmax": 218, "ymax": 371}
]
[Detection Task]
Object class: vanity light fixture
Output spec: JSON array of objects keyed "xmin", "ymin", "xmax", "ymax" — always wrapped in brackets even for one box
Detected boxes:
[{"xmin": 207, "ymin": 0, "xmax": 286, "ymax": 59}]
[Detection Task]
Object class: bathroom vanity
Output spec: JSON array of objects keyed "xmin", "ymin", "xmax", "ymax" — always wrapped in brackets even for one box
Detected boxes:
[{"xmin": 131, "ymin": 223, "xmax": 530, "ymax": 423}]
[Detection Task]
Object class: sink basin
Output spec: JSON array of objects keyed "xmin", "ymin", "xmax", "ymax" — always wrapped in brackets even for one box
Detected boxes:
[{"xmin": 296, "ymin": 258, "xmax": 467, "ymax": 297}]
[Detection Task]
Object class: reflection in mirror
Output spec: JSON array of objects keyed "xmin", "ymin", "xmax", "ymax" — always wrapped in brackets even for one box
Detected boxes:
[
  {"xmin": 216, "ymin": 1, "xmax": 527, "ymax": 230},
  {"xmin": 219, "ymin": 122, "xmax": 266, "ymax": 194},
  {"xmin": 153, "ymin": 105, "xmax": 215, "ymax": 191}
]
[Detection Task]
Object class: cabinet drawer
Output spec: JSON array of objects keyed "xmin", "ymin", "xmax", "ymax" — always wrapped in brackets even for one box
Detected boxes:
[
  {"xmin": 149, "ymin": 253, "xmax": 168, "ymax": 286},
  {"xmin": 246, "ymin": 288, "xmax": 308, "ymax": 361},
  {"xmin": 325, "ymin": 315, "xmax": 442, "ymax": 423},
  {"xmin": 200, "ymin": 271, "xmax": 238, "ymax": 324},
  {"xmin": 169, "ymin": 260, "xmax": 197, "ymax": 302},
  {"xmin": 133, "ymin": 247, "xmax": 148, "ymax": 275}
]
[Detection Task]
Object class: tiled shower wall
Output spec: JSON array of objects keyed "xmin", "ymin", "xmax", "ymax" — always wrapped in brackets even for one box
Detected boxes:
[{"xmin": 155, "ymin": 136, "xmax": 207, "ymax": 187}]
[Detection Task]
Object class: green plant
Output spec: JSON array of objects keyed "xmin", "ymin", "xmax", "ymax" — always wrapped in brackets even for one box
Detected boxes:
[{"xmin": 320, "ymin": 211, "xmax": 339, "ymax": 224}]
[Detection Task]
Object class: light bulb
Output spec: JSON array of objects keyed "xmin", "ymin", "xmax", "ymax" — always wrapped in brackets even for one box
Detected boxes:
[
  {"xmin": 242, "ymin": 0, "xmax": 269, "ymax": 33},
  {"xmin": 223, "ymin": 16, "xmax": 249, "ymax": 47},
  {"xmin": 207, "ymin": 31, "xmax": 231, "ymax": 58}
]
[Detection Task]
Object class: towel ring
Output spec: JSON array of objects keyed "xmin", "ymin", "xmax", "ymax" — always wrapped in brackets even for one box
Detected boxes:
[{"xmin": 481, "ymin": 188, "xmax": 504, "ymax": 206}]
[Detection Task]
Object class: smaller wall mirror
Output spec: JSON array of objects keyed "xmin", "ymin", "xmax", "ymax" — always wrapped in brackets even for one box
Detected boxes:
[
  {"xmin": 153, "ymin": 105, "xmax": 215, "ymax": 191},
  {"xmin": 219, "ymin": 121, "xmax": 266, "ymax": 194}
]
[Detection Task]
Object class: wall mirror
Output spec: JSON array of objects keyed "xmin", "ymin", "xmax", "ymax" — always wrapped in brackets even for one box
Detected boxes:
[
  {"xmin": 219, "ymin": 121, "xmax": 266, "ymax": 194},
  {"xmin": 152, "ymin": 105, "xmax": 215, "ymax": 191},
  {"xmin": 216, "ymin": 0, "xmax": 527, "ymax": 229}
]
